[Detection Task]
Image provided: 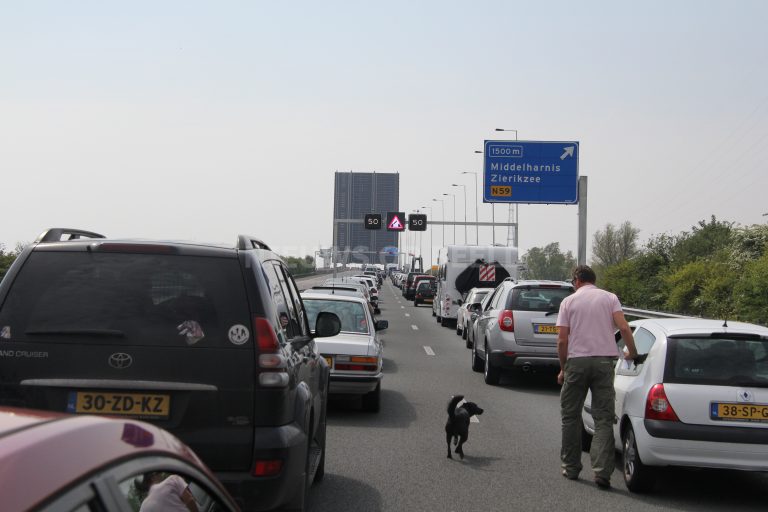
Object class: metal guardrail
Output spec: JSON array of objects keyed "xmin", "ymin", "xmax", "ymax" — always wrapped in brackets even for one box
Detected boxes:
[{"xmin": 622, "ymin": 307, "xmax": 694, "ymax": 320}]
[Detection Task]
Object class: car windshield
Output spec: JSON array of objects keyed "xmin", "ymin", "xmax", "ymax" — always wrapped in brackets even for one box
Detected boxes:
[
  {"xmin": 303, "ymin": 299, "xmax": 370, "ymax": 335},
  {"xmin": 507, "ymin": 287, "xmax": 573, "ymax": 312},
  {"xmin": 665, "ymin": 336, "xmax": 768, "ymax": 387}
]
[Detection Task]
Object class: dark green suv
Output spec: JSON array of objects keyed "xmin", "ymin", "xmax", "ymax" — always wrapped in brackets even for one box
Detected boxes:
[{"xmin": 0, "ymin": 228, "xmax": 340, "ymax": 511}]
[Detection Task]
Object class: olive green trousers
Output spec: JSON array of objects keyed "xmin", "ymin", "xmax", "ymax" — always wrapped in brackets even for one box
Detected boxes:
[{"xmin": 560, "ymin": 356, "xmax": 617, "ymax": 480}]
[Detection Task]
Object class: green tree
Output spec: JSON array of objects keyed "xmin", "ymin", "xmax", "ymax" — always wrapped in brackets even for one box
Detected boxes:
[
  {"xmin": 662, "ymin": 257, "xmax": 736, "ymax": 318},
  {"xmin": 591, "ymin": 221, "xmax": 640, "ymax": 268},
  {"xmin": 0, "ymin": 244, "xmax": 21, "ymax": 282},
  {"xmin": 733, "ymin": 253, "xmax": 768, "ymax": 325},
  {"xmin": 282, "ymin": 255, "xmax": 316, "ymax": 275},
  {"xmin": 667, "ymin": 216, "xmax": 734, "ymax": 268},
  {"xmin": 521, "ymin": 242, "xmax": 575, "ymax": 280},
  {"xmin": 602, "ymin": 252, "xmax": 668, "ymax": 310},
  {"xmin": 729, "ymin": 223, "xmax": 768, "ymax": 265}
]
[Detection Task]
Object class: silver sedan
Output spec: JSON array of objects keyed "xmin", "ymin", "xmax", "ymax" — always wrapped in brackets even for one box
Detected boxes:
[{"xmin": 301, "ymin": 292, "xmax": 387, "ymax": 412}]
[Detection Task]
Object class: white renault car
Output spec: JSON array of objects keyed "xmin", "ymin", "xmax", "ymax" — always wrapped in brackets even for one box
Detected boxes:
[
  {"xmin": 301, "ymin": 292, "xmax": 386, "ymax": 412},
  {"xmin": 582, "ymin": 318, "xmax": 768, "ymax": 492}
]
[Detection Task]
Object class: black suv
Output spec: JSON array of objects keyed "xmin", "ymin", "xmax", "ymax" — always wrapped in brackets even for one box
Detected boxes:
[{"xmin": 0, "ymin": 228, "xmax": 341, "ymax": 512}]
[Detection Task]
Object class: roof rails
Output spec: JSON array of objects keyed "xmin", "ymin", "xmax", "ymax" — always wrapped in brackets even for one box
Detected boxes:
[
  {"xmin": 236, "ymin": 235, "xmax": 272, "ymax": 251},
  {"xmin": 35, "ymin": 228, "xmax": 106, "ymax": 243}
]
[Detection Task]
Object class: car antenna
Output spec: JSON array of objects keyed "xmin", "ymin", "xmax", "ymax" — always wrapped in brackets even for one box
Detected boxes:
[{"xmin": 723, "ymin": 317, "xmax": 728, "ymax": 328}]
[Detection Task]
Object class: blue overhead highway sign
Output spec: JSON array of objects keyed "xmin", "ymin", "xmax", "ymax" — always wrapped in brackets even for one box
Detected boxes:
[{"xmin": 483, "ymin": 140, "xmax": 579, "ymax": 204}]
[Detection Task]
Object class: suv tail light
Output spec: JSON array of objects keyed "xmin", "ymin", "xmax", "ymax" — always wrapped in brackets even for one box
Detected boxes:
[
  {"xmin": 644, "ymin": 383, "xmax": 679, "ymax": 421},
  {"xmin": 254, "ymin": 316, "xmax": 289, "ymax": 387},
  {"xmin": 499, "ymin": 310, "xmax": 515, "ymax": 332},
  {"xmin": 252, "ymin": 459, "xmax": 283, "ymax": 477}
]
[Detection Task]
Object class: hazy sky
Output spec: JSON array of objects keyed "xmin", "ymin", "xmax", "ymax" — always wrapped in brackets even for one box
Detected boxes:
[{"xmin": 3, "ymin": 1, "xmax": 767, "ymax": 265}]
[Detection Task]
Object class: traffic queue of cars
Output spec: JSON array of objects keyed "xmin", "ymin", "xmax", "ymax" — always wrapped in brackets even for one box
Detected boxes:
[
  {"xmin": 400, "ymin": 268, "xmax": 768, "ymax": 493},
  {"xmin": 3, "ymin": 234, "xmax": 767, "ymax": 504}
]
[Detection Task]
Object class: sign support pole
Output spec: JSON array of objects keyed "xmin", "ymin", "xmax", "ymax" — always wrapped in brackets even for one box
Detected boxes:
[{"xmin": 577, "ymin": 176, "xmax": 588, "ymax": 266}]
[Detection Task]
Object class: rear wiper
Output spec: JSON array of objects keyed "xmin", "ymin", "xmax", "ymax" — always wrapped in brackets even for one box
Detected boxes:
[{"xmin": 25, "ymin": 329, "xmax": 125, "ymax": 338}]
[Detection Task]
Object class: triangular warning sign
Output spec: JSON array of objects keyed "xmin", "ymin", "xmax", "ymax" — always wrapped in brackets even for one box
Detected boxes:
[{"xmin": 388, "ymin": 215, "xmax": 403, "ymax": 230}]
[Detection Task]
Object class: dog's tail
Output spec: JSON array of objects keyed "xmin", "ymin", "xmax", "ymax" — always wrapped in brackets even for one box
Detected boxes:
[{"xmin": 447, "ymin": 395, "xmax": 464, "ymax": 420}]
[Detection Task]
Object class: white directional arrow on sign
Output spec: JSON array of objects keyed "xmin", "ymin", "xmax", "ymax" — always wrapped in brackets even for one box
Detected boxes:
[{"xmin": 560, "ymin": 146, "xmax": 575, "ymax": 160}]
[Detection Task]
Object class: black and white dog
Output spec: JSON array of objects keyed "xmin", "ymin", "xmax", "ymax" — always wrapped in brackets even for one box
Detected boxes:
[{"xmin": 445, "ymin": 395, "xmax": 484, "ymax": 459}]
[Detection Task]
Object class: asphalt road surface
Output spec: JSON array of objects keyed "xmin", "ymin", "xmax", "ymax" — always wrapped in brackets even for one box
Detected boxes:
[{"xmin": 304, "ymin": 281, "xmax": 768, "ymax": 512}]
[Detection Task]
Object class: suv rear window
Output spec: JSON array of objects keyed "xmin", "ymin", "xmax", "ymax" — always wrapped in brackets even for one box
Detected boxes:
[
  {"xmin": 507, "ymin": 287, "xmax": 573, "ymax": 312},
  {"xmin": 665, "ymin": 337, "xmax": 768, "ymax": 387},
  {"xmin": 0, "ymin": 252, "xmax": 251, "ymax": 347}
]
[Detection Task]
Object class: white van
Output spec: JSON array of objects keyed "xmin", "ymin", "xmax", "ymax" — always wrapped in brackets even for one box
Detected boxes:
[{"xmin": 433, "ymin": 245, "xmax": 520, "ymax": 327}]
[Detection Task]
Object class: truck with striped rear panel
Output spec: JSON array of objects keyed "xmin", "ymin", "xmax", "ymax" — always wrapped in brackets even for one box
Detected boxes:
[{"xmin": 433, "ymin": 245, "xmax": 520, "ymax": 327}]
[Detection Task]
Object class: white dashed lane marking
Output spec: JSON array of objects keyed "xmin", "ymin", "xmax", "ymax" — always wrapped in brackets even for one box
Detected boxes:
[
  {"xmin": 423, "ymin": 346, "xmax": 435, "ymax": 356},
  {"xmin": 404, "ymin": 313, "xmax": 410, "ymax": 317},
  {"xmin": 411, "ymin": 325, "xmax": 418, "ymax": 330}
]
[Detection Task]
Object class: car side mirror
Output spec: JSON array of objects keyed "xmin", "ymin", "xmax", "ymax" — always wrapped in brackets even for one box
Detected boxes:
[
  {"xmin": 470, "ymin": 303, "xmax": 482, "ymax": 312},
  {"xmin": 314, "ymin": 312, "xmax": 341, "ymax": 338},
  {"xmin": 375, "ymin": 320, "xmax": 389, "ymax": 331}
]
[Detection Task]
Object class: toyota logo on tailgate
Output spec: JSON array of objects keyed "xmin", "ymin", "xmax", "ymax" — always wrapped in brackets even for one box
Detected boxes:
[{"xmin": 109, "ymin": 353, "xmax": 133, "ymax": 369}]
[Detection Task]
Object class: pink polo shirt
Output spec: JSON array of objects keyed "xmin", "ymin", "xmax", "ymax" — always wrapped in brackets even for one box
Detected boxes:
[{"xmin": 556, "ymin": 284, "xmax": 621, "ymax": 358}]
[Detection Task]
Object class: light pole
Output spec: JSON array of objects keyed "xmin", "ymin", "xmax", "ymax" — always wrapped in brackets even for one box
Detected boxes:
[
  {"xmin": 461, "ymin": 171, "xmax": 479, "ymax": 245},
  {"xmin": 474, "ymin": 150, "xmax": 495, "ymax": 245},
  {"xmin": 411, "ymin": 209, "xmax": 422, "ymax": 266},
  {"xmin": 421, "ymin": 205, "xmax": 433, "ymax": 269},
  {"xmin": 443, "ymin": 193, "xmax": 456, "ymax": 244},
  {"xmin": 432, "ymin": 198, "xmax": 445, "ymax": 248},
  {"xmin": 496, "ymin": 128, "xmax": 520, "ymax": 247},
  {"xmin": 452, "ymin": 183, "xmax": 467, "ymax": 244},
  {"xmin": 495, "ymin": 128, "xmax": 518, "ymax": 139}
]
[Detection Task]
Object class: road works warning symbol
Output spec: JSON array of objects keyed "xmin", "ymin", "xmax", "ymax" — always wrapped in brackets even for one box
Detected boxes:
[
  {"xmin": 386, "ymin": 212, "xmax": 406, "ymax": 231},
  {"xmin": 388, "ymin": 216, "xmax": 403, "ymax": 230},
  {"xmin": 479, "ymin": 264, "xmax": 496, "ymax": 282}
]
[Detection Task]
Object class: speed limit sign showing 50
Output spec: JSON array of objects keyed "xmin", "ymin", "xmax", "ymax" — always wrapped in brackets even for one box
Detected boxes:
[
  {"xmin": 408, "ymin": 214, "xmax": 427, "ymax": 231},
  {"xmin": 364, "ymin": 214, "xmax": 382, "ymax": 230}
]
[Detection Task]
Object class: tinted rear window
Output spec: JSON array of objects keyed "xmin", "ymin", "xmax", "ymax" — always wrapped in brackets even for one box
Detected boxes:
[
  {"xmin": 507, "ymin": 287, "xmax": 573, "ymax": 312},
  {"xmin": 665, "ymin": 337, "xmax": 768, "ymax": 387},
  {"xmin": 0, "ymin": 252, "xmax": 251, "ymax": 347}
]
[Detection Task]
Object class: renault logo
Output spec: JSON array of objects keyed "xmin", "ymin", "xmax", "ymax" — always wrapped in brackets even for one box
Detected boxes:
[
  {"xmin": 109, "ymin": 353, "xmax": 133, "ymax": 369},
  {"xmin": 738, "ymin": 389, "xmax": 754, "ymax": 402}
]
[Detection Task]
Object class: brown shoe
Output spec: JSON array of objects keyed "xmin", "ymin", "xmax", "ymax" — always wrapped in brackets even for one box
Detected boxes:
[{"xmin": 594, "ymin": 476, "xmax": 610, "ymax": 489}]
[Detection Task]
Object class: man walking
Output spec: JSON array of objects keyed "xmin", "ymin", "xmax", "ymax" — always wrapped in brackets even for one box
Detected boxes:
[{"xmin": 556, "ymin": 265, "xmax": 637, "ymax": 489}]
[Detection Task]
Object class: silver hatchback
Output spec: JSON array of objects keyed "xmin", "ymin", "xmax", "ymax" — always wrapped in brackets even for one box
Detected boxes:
[{"xmin": 470, "ymin": 279, "xmax": 574, "ymax": 384}]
